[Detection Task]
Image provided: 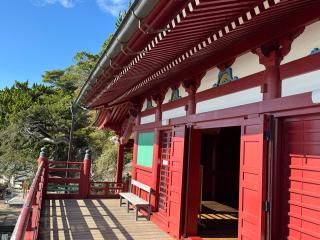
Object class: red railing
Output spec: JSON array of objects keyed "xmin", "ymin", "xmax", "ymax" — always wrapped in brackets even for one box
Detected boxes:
[
  {"xmin": 11, "ymin": 148, "xmax": 128, "ymax": 240},
  {"xmin": 46, "ymin": 160, "xmax": 83, "ymax": 199},
  {"xmin": 11, "ymin": 150, "xmax": 47, "ymax": 240},
  {"xmin": 90, "ymin": 181, "xmax": 128, "ymax": 198}
]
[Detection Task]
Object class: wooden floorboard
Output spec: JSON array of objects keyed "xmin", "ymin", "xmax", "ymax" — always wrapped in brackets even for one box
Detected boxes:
[{"xmin": 39, "ymin": 199, "xmax": 173, "ymax": 240}]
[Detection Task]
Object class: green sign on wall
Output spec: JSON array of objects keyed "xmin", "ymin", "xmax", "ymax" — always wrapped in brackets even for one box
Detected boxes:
[{"xmin": 137, "ymin": 132, "xmax": 154, "ymax": 167}]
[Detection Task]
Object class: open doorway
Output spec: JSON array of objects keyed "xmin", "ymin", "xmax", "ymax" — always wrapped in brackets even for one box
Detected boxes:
[{"xmin": 198, "ymin": 126, "xmax": 241, "ymax": 239}]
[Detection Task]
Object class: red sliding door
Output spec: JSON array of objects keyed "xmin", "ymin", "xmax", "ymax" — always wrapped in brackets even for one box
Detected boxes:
[
  {"xmin": 167, "ymin": 126, "xmax": 187, "ymax": 239},
  {"xmin": 281, "ymin": 115, "xmax": 320, "ymax": 240},
  {"xmin": 238, "ymin": 115, "xmax": 267, "ymax": 240}
]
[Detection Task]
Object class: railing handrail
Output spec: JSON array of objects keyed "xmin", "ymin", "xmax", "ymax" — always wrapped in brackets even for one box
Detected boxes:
[
  {"xmin": 90, "ymin": 181, "xmax": 125, "ymax": 184},
  {"xmin": 48, "ymin": 160, "xmax": 83, "ymax": 165},
  {"xmin": 11, "ymin": 161, "xmax": 45, "ymax": 240},
  {"xmin": 10, "ymin": 148, "xmax": 128, "ymax": 238}
]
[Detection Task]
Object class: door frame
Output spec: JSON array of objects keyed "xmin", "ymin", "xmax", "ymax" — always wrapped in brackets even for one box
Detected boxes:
[
  {"xmin": 181, "ymin": 105, "xmax": 320, "ymax": 239},
  {"xmin": 183, "ymin": 120, "xmax": 243, "ymax": 238},
  {"xmin": 145, "ymin": 99, "xmax": 320, "ymax": 238}
]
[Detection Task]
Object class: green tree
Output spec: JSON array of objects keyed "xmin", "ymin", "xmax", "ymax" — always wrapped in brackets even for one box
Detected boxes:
[{"xmin": 0, "ymin": 2, "xmax": 134, "ymax": 180}]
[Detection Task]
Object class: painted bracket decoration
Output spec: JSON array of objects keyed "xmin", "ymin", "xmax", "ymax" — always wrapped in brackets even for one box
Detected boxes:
[
  {"xmin": 214, "ymin": 59, "xmax": 237, "ymax": 87},
  {"xmin": 310, "ymin": 48, "xmax": 320, "ymax": 55},
  {"xmin": 170, "ymin": 88, "xmax": 182, "ymax": 102},
  {"xmin": 146, "ymin": 98, "xmax": 153, "ymax": 110},
  {"xmin": 215, "ymin": 67, "xmax": 239, "ymax": 87}
]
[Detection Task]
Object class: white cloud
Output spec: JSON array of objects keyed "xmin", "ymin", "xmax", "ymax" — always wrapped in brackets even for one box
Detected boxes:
[
  {"xmin": 31, "ymin": 0, "xmax": 77, "ymax": 8},
  {"xmin": 96, "ymin": 0, "xmax": 128, "ymax": 17}
]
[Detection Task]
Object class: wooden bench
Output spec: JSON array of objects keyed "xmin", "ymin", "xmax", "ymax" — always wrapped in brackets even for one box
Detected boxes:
[{"xmin": 119, "ymin": 179, "xmax": 152, "ymax": 221}]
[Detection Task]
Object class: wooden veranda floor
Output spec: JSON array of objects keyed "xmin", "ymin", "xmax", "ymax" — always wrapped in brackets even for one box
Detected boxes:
[{"xmin": 38, "ymin": 199, "xmax": 172, "ymax": 240}]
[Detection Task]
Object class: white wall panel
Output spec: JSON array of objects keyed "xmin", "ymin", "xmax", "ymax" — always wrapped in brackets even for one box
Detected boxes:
[
  {"xmin": 196, "ymin": 87, "xmax": 263, "ymax": 114},
  {"xmin": 142, "ymin": 98, "xmax": 156, "ymax": 111},
  {"xmin": 163, "ymin": 84, "xmax": 188, "ymax": 104},
  {"xmin": 197, "ymin": 67, "xmax": 219, "ymax": 93},
  {"xmin": 232, "ymin": 52, "xmax": 264, "ymax": 78},
  {"xmin": 281, "ymin": 70, "xmax": 320, "ymax": 97},
  {"xmin": 140, "ymin": 114, "xmax": 156, "ymax": 124},
  {"xmin": 162, "ymin": 106, "xmax": 186, "ymax": 120}
]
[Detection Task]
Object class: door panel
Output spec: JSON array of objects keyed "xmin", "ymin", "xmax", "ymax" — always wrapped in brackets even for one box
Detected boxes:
[
  {"xmin": 168, "ymin": 126, "xmax": 187, "ymax": 239},
  {"xmin": 238, "ymin": 115, "xmax": 267, "ymax": 240},
  {"xmin": 282, "ymin": 115, "xmax": 320, "ymax": 240}
]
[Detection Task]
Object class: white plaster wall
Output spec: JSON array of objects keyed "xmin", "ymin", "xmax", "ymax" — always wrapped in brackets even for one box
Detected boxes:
[
  {"xmin": 162, "ymin": 106, "xmax": 186, "ymax": 120},
  {"xmin": 179, "ymin": 84, "xmax": 188, "ymax": 98},
  {"xmin": 281, "ymin": 70, "xmax": 320, "ymax": 97},
  {"xmin": 142, "ymin": 98, "xmax": 156, "ymax": 111},
  {"xmin": 282, "ymin": 21, "xmax": 320, "ymax": 64},
  {"xmin": 163, "ymin": 88, "xmax": 173, "ymax": 104},
  {"xmin": 197, "ymin": 67, "xmax": 219, "ymax": 93},
  {"xmin": 163, "ymin": 84, "xmax": 188, "ymax": 104},
  {"xmin": 197, "ymin": 53, "xmax": 263, "ymax": 93},
  {"xmin": 196, "ymin": 87, "xmax": 263, "ymax": 114},
  {"xmin": 232, "ymin": 52, "xmax": 264, "ymax": 78},
  {"xmin": 140, "ymin": 114, "xmax": 156, "ymax": 124}
]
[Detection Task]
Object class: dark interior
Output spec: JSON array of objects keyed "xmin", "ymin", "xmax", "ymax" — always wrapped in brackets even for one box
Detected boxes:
[{"xmin": 198, "ymin": 126, "xmax": 241, "ymax": 238}]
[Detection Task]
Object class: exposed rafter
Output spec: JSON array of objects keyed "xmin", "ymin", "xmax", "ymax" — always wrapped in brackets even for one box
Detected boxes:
[{"xmin": 84, "ymin": 0, "xmax": 320, "ymax": 109}]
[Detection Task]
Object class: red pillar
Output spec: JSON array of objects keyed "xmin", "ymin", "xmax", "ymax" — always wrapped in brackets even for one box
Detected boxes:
[
  {"xmin": 186, "ymin": 85, "xmax": 196, "ymax": 115},
  {"xmin": 152, "ymin": 93, "xmax": 164, "ymax": 123},
  {"xmin": 151, "ymin": 129, "xmax": 160, "ymax": 210},
  {"xmin": 183, "ymin": 129, "xmax": 202, "ymax": 237},
  {"xmin": 182, "ymin": 76, "xmax": 202, "ymax": 115},
  {"xmin": 253, "ymin": 37, "xmax": 298, "ymax": 100},
  {"xmin": 258, "ymin": 50, "xmax": 282, "ymax": 100},
  {"xmin": 115, "ymin": 143, "xmax": 124, "ymax": 183},
  {"xmin": 151, "ymin": 94, "xmax": 164, "ymax": 210},
  {"xmin": 130, "ymin": 104, "xmax": 142, "ymax": 181},
  {"xmin": 155, "ymin": 102, "xmax": 162, "ymax": 122},
  {"xmin": 81, "ymin": 149, "xmax": 91, "ymax": 198},
  {"xmin": 131, "ymin": 132, "xmax": 138, "ymax": 180}
]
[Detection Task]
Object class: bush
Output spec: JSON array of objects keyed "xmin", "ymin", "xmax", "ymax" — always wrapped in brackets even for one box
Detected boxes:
[{"xmin": 92, "ymin": 143, "xmax": 118, "ymax": 181}]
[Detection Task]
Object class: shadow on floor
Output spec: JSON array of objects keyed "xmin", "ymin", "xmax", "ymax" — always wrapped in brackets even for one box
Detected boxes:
[
  {"xmin": 38, "ymin": 199, "xmax": 171, "ymax": 240},
  {"xmin": 198, "ymin": 204, "xmax": 238, "ymax": 238}
]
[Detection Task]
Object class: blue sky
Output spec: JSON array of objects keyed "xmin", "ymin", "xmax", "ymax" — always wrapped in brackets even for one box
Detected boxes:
[{"xmin": 0, "ymin": 0, "xmax": 129, "ymax": 89}]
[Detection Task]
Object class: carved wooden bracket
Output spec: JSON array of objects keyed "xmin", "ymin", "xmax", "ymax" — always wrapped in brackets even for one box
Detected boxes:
[
  {"xmin": 128, "ymin": 98, "xmax": 143, "ymax": 115},
  {"xmin": 128, "ymin": 103, "xmax": 140, "ymax": 118},
  {"xmin": 252, "ymin": 27, "xmax": 305, "ymax": 67},
  {"xmin": 119, "ymin": 103, "xmax": 139, "ymax": 145},
  {"xmin": 182, "ymin": 72, "xmax": 205, "ymax": 95},
  {"xmin": 182, "ymin": 80, "xmax": 197, "ymax": 95},
  {"xmin": 170, "ymin": 84, "xmax": 180, "ymax": 92},
  {"xmin": 217, "ymin": 58, "xmax": 236, "ymax": 72},
  {"xmin": 152, "ymin": 89, "xmax": 166, "ymax": 106}
]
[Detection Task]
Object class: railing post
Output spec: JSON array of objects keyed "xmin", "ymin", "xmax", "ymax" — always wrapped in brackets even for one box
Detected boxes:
[
  {"xmin": 81, "ymin": 149, "xmax": 91, "ymax": 198},
  {"xmin": 38, "ymin": 147, "xmax": 48, "ymax": 199}
]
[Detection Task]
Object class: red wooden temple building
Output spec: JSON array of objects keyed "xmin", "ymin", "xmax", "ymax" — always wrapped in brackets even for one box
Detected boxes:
[
  {"xmin": 78, "ymin": 0, "xmax": 320, "ymax": 239},
  {"xmin": 12, "ymin": 0, "xmax": 320, "ymax": 239}
]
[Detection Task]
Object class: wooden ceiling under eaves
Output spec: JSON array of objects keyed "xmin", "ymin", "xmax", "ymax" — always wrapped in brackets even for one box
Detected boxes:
[
  {"xmin": 84, "ymin": 0, "xmax": 320, "ymax": 109},
  {"xmin": 94, "ymin": 103, "xmax": 131, "ymax": 131}
]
